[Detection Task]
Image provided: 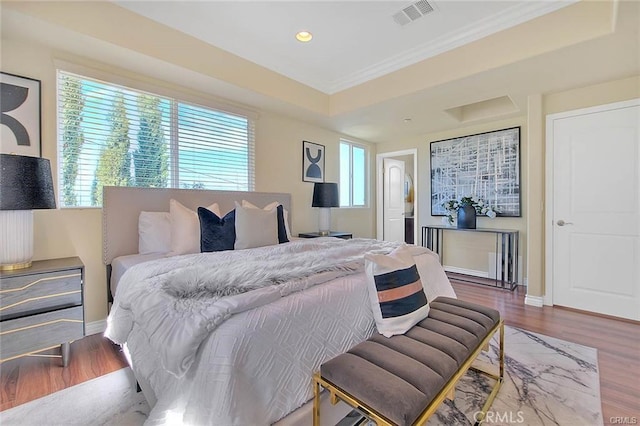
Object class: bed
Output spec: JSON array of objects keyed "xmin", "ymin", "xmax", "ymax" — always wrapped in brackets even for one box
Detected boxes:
[{"xmin": 102, "ymin": 186, "xmax": 456, "ymax": 425}]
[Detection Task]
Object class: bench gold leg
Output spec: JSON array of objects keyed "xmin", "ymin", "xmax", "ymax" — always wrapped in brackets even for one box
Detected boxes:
[
  {"xmin": 446, "ymin": 388, "xmax": 455, "ymax": 401},
  {"xmin": 474, "ymin": 321, "xmax": 505, "ymax": 426},
  {"xmin": 482, "ymin": 342, "xmax": 490, "ymax": 352},
  {"xmin": 312, "ymin": 320, "xmax": 505, "ymax": 426},
  {"xmin": 313, "ymin": 373, "xmax": 320, "ymax": 426},
  {"xmin": 330, "ymin": 390, "xmax": 339, "ymax": 405}
]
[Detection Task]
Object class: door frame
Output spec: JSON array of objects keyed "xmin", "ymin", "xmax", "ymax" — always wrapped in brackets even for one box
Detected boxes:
[
  {"xmin": 376, "ymin": 149, "xmax": 418, "ymax": 242},
  {"xmin": 544, "ymin": 98, "xmax": 640, "ymax": 306}
]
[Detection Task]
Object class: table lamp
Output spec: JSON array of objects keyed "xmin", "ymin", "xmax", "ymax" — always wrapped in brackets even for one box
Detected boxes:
[
  {"xmin": 312, "ymin": 182, "xmax": 339, "ymax": 236},
  {"xmin": 0, "ymin": 154, "xmax": 56, "ymax": 270}
]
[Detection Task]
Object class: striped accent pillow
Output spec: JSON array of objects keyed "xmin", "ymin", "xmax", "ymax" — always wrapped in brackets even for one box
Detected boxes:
[{"xmin": 365, "ymin": 246, "xmax": 430, "ymax": 337}]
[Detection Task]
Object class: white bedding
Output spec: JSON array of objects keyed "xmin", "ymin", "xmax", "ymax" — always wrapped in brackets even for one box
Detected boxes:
[{"xmin": 106, "ymin": 238, "xmax": 455, "ymax": 425}]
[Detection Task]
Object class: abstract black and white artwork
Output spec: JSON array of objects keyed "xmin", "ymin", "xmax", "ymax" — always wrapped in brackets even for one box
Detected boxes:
[
  {"xmin": 302, "ymin": 140, "xmax": 324, "ymax": 183},
  {"xmin": 0, "ymin": 72, "xmax": 41, "ymax": 157},
  {"xmin": 431, "ymin": 127, "xmax": 521, "ymax": 217}
]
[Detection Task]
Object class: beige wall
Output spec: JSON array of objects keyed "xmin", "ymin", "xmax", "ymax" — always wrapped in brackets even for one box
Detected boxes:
[
  {"xmin": 378, "ymin": 74, "xmax": 640, "ymax": 299},
  {"xmin": 532, "ymin": 75, "xmax": 640, "ymax": 298},
  {"xmin": 2, "ymin": 38, "xmax": 376, "ymax": 324},
  {"xmin": 2, "ymin": 1, "xmax": 637, "ymax": 321},
  {"xmin": 255, "ymin": 113, "xmax": 376, "ymax": 237},
  {"xmin": 377, "ymin": 117, "xmax": 528, "ymax": 281}
]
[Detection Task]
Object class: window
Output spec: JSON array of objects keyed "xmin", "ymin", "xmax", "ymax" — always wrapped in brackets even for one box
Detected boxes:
[
  {"xmin": 339, "ymin": 140, "xmax": 367, "ymax": 207},
  {"xmin": 57, "ymin": 71, "xmax": 255, "ymax": 207}
]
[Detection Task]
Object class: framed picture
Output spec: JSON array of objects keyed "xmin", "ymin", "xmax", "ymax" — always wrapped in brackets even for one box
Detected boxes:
[
  {"xmin": 430, "ymin": 127, "xmax": 521, "ymax": 217},
  {"xmin": 0, "ymin": 72, "xmax": 41, "ymax": 157},
  {"xmin": 302, "ymin": 140, "xmax": 325, "ymax": 183}
]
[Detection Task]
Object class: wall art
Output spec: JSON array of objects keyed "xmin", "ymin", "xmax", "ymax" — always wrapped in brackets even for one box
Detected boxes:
[
  {"xmin": 0, "ymin": 72, "xmax": 41, "ymax": 157},
  {"xmin": 430, "ymin": 127, "xmax": 520, "ymax": 217},
  {"xmin": 302, "ymin": 140, "xmax": 325, "ymax": 183}
]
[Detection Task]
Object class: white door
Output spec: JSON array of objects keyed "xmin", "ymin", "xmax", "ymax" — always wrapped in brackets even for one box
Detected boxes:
[
  {"xmin": 551, "ymin": 101, "xmax": 640, "ymax": 320},
  {"xmin": 383, "ymin": 158, "xmax": 405, "ymax": 242}
]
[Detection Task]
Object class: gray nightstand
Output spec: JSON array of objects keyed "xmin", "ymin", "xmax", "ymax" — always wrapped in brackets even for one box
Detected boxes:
[
  {"xmin": 298, "ymin": 232, "xmax": 353, "ymax": 240},
  {"xmin": 0, "ymin": 257, "xmax": 85, "ymax": 367}
]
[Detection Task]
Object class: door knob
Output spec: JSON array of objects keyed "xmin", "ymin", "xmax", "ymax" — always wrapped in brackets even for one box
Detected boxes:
[{"xmin": 557, "ymin": 220, "xmax": 573, "ymax": 226}]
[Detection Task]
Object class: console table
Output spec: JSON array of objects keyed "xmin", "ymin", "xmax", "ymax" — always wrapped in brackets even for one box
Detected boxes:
[{"xmin": 421, "ymin": 226, "xmax": 519, "ymax": 290}]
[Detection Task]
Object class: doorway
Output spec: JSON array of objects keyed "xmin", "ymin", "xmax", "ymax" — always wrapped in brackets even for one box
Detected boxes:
[
  {"xmin": 376, "ymin": 149, "xmax": 418, "ymax": 244},
  {"xmin": 546, "ymin": 99, "xmax": 639, "ymax": 321}
]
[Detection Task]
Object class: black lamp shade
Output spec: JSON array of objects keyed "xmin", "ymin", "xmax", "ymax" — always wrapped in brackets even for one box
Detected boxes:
[
  {"xmin": 0, "ymin": 154, "xmax": 56, "ymax": 210},
  {"xmin": 312, "ymin": 182, "xmax": 339, "ymax": 208}
]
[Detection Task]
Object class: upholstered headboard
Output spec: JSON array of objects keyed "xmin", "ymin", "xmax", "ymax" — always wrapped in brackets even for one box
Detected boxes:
[{"xmin": 102, "ymin": 186, "xmax": 291, "ymax": 265}]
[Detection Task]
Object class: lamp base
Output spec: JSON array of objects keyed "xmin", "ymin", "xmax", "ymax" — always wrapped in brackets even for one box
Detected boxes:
[
  {"xmin": 318, "ymin": 208, "xmax": 331, "ymax": 236},
  {"xmin": 0, "ymin": 261, "xmax": 32, "ymax": 271},
  {"xmin": 0, "ymin": 210, "xmax": 34, "ymax": 270}
]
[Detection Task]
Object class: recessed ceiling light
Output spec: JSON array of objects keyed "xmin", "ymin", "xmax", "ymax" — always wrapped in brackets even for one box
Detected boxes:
[
  {"xmin": 403, "ymin": 118, "xmax": 412, "ymax": 123},
  {"xmin": 295, "ymin": 31, "xmax": 313, "ymax": 43}
]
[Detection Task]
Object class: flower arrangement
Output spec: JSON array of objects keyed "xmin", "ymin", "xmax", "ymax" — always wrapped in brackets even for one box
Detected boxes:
[{"xmin": 442, "ymin": 196, "xmax": 497, "ymax": 226}]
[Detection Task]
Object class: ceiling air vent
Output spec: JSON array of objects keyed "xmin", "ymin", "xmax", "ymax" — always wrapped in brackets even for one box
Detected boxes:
[{"xmin": 392, "ymin": 0, "xmax": 435, "ymax": 27}]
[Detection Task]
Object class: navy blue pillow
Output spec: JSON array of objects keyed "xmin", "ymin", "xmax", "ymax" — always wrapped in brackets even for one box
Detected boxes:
[
  {"xmin": 198, "ymin": 207, "xmax": 236, "ymax": 252},
  {"xmin": 276, "ymin": 205, "xmax": 289, "ymax": 244}
]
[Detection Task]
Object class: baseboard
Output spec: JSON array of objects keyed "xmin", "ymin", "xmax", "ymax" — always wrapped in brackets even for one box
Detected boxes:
[
  {"xmin": 85, "ymin": 319, "xmax": 107, "ymax": 336},
  {"xmin": 524, "ymin": 295, "xmax": 545, "ymax": 308},
  {"xmin": 445, "ymin": 265, "xmax": 527, "ymax": 285},
  {"xmin": 444, "ymin": 265, "xmax": 488, "ymax": 278}
]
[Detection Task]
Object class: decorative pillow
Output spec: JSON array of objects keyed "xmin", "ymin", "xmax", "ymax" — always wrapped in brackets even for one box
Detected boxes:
[
  {"xmin": 234, "ymin": 202, "xmax": 279, "ymax": 250},
  {"xmin": 138, "ymin": 211, "xmax": 171, "ymax": 254},
  {"xmin": 198, "ymin": 207, "xmax": 236, "ymax": 252},
  {"xmin": 170, "ymin": 199, "xmax": 220, "ymax": 255},
  {"xmin": 241, "ymin": 200, "xmax": 291, "ymax": 242},
  {"xmin": 364, "ymin": 245, "xmax": 430, "ymax": 337}
]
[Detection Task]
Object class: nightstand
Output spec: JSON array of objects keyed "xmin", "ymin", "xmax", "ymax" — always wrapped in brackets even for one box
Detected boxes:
[
  {"xmin": 0, "ymin": 257, "xmax": 85, "ymax": 367},
  {"xmin": 298, "ymin": 232, "xmax": 353, "ymax": 240}
]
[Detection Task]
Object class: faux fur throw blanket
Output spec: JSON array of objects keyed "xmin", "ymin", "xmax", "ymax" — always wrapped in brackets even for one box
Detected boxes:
[{"xmin": 160, "ymin": 238, "xmax": 403, "ymax": 301}]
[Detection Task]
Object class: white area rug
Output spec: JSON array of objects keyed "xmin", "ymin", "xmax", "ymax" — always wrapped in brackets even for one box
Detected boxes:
[{"xmin": 0, "ymin": 327, "xmax": 602, "ymax": 426}]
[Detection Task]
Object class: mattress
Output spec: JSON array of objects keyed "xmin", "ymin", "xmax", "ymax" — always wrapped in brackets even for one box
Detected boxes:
[{"xmin": 110, "ymin": 252, "xmax": 168, "ymax": 298}]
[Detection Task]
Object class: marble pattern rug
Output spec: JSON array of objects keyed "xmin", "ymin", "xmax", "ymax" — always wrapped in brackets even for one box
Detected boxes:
[
  {"xmin": 428, "ymin": 326, "xmax": 602, "ymax": 425},
  {"xmin": 0, "ymin": 326, "xmax": 602, "ymax": 426}
]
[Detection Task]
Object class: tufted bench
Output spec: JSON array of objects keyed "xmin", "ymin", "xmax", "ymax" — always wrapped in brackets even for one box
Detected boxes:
[{"xmin": 312, "ymin": 297, "xmax": 504, "ymax": 426}]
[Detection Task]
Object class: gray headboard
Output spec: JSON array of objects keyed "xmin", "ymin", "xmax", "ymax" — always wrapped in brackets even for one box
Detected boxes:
[{"xmin": 102, "ymin": 186, "xmax": 291, "ymax": 265}]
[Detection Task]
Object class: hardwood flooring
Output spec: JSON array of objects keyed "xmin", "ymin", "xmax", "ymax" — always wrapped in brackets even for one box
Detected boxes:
[
  {"xmin": 452, "ymin": 281, "xmax": 640, "ymax": 426},
  {"xmin": 1, "ymin": 281, "xmax": 638, "ymax": 425},
  {"xmin": 0, "ymin": 332, "xmax": 127, "ymax": 411}
]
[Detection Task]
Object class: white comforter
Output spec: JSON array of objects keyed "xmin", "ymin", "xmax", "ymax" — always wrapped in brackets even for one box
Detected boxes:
[{"xmin": 105, "ymin": 238, "xmax": 455, "ymax": 425}]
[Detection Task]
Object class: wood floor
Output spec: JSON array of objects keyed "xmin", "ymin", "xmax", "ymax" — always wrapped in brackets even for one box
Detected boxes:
[
  {"xmin": 0, "ymin": 330, "xmax": 127, "ymax": 411},
  {"xmin": 1, "ymin": 281, "xmax": 638, "ymax": 425}
]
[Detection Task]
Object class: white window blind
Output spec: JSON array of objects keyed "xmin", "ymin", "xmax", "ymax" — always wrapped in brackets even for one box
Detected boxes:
[
  {"xmin": 56, "ymin": 70, "xmax": 255, "ymax": 207},
  {"xmin": 339, "ymin": 140, "xmax": 368, "ymax": 207}
]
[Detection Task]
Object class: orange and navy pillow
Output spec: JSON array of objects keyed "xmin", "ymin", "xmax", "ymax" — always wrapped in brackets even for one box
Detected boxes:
[{"xmin": 364, "ymin": 246, "xmax": 430, "ymax": 337}]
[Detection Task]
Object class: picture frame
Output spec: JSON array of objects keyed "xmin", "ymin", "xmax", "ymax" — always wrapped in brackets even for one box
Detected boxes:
[
  {"xmin": 0, "ymin": 72, "xmax": 42, "ymax": 157},
  {"xmin": 302, "ymin": 140, "xmax": 325, "ymax": 183},
  {"xmin": 430, "ymin": 126, "xmax": 521, "ymax": 217}
]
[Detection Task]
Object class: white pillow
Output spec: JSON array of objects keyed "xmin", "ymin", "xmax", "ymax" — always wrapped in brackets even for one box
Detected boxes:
[
  {"xmin": 170, "ymin": 199, "xmax": 220, "ymax": 255},
  {"xmin": 241, "ymin": 200, "xmax": 292, "ymax": 240},
  {"xmin": 138, "ymin": 211, "xmax": 171, "ymax": 254},
  {"xmin": 364, "ymin": 245, "xmax": 430, "ymax": 338},
  {"xmin": 234, "ymin": 201, "xmax": 278, "ymax": 250},
  {"xmin": 415, "ymin": 251, "xmax": 457, "ymax": 301}
]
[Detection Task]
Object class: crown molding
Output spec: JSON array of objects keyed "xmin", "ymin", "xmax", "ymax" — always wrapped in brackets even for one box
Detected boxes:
[{"xmin": 326, "ymin": 0, "xmax": 578, "ymax": 94}]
